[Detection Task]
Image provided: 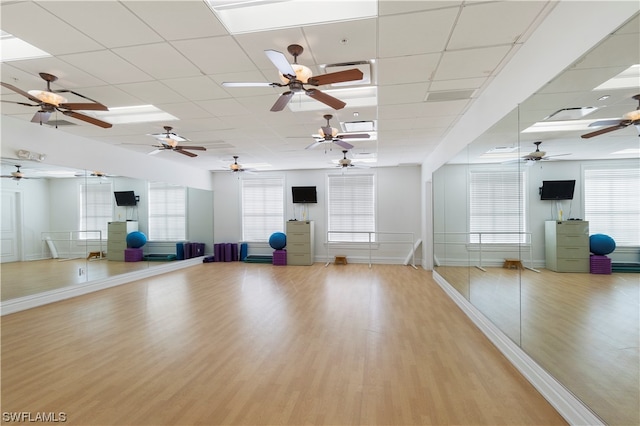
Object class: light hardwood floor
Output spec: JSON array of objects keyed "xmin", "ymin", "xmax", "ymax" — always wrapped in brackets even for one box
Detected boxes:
[
  {"xmin": 437, "ymin": 265, "xmax": 640, "ymax": 426},
  {"xmin": 1, "ymin": 263, "xmax": 566, "ymax": 425}
]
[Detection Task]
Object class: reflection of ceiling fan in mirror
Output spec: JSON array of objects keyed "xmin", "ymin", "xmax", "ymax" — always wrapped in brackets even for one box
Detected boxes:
[
  {"xmin": 1, "ymin": 165, "xmax": 35, "ymax": 181},
  {"xmin": 505, "ymin": 141, "xmax": 570, "ymax": 165},
  {"xmin": 228, "ymin": 156, "xmax": 255, "ymax": 173},
  {"xmin": 582, "ymin": 94, "xmax": 640, "ymax": 139},
  {"xmin": 148, "ymin": 126, "xmax": 206, "ymax": 157},
  {"xmin": 222, "ymin": 44, "xmax": 364, "ymax": 112},
  {"xmin": 336, "ymin": 150, "xmax": 368, "ymax": 169},
  {"xmin": 306, "ymin": 114, "xmax": 370, "ymax": 151},
  {"xmin": 0, "ymin": 72, "xmax": 112, "ymax": 128}
]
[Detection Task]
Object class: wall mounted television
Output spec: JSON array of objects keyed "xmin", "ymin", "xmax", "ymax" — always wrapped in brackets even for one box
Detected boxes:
[
  {"xmin": 540, "ymin": 180, "xmax": 576, "ymax": 200},
  {"xmin": 114, "ymin": 190, "xmax": 138, "ymax": 206},
  {"xmin": 292, "ymin": 186, "xmax": 317, "ymax": 203}
]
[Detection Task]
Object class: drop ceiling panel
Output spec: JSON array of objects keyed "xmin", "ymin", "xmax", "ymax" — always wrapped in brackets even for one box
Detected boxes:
[
  {"xmin": 435, "ymin": 45, "xmax": 512, "ymax": 80},
  {"xmin": 378, "ymin": 83, "xmax": 429, "ymax": 106},
  {"xmin": 115, "ymin": 81, "xmax": 187, "ymax": 105},
  {"xmin": 156, "ymin": 102, "xmax": 212, "ymax": 121},
  {"xmin": 0, "ymin": 2, "xmax": 103, "ymax": 55},
  {"xmin": 196, "ymin": 98, "xmax": 251, "ymax": 117},
  {"xmin": 429, "ymin": 77, "xmax": 487, "ymax": 92},
  {"xmin": 161, "ymin": 76, "xmax": 230, "ymax": 101},
  {"xmin": 172, "ymin": 36, "xmax": 256, "ymax": 75},
  {"xmin": 38, "ymin": 1, "xmax": 163, "ymax": 48},
  {"xmin": 377, "ymin": 54, "xmax": 440, "ymax": 85},
  {"xmin": 233, "ymin": 28, "xmax": 307, "ymax": 70},
  {"xmin": 58, "ymin": 51, "xmax": 153, "ymax": 85},
  {"xmin": 301, "ymin": 18, "xmax": 378, "ymax": 64},
  {"xmin": 573, "ymin": 32, "xmax": 640, "ymax": 69},
  {"xmin": 378, "ymin": 1, "xmax": 461, "ymax": 16},
  {"xmin": 113, "ymin": 43, "xmax": 203, "ymax": 80},
  {"xmin": 122, "ymin": 1, "xmax": 228, "ymax": 41},
  {"xmin": 378, "ymin": 8, "xmax": 458, "ymax": 57},
  {"xmin": 448, "ymin": 2, "xmax": 549, "ymax": 50}
]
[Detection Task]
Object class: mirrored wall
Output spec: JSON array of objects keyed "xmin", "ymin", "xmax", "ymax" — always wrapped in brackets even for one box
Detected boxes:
[{"xmin": 1, "ymin": 168, "xmax": 213, "ymax": 302}]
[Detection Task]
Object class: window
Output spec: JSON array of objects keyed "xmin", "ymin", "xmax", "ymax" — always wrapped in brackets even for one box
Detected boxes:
[
  {"xmin": 241, "ymin": 177, "xmax": 284, "ymax": 241},
  {"xmin": 148, "ymin": 182, "xmax": 186, "ymax": 241},
  {"xmin": 327, "ymin": 174, "xmax": 375, "ymax": 242},
  {"xmin": 584, "ymin": 164, "xmax": 640, "ymax": 246},
  {"xmin": 79, "ymin": 182, "xmax": 112, "ymax": 240},
  {"xmin": 469, "ymin": 169, "xmax": 527, "ymax": 244}
]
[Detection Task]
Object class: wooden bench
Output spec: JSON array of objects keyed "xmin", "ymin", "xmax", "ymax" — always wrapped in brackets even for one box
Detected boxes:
[
  {"xmin": 503, "ymin": 258, "xmax": 523, "ymax": 270},
  {"xmin": 334, "ymin": 255, "xmax": 348, "ymax": 265}
]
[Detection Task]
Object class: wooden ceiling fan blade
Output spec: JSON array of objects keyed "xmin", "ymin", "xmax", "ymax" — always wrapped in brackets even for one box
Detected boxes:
[
  {"xmin": 62, "ymin": 111, "xmax": 112, "ymax": 128},
  {"xmin": 175, "ymin": 149, "xmax": 198, "ymax": 157},
  {"xmin": 581, "ymin": 123, "xmax": 627, "ymax": 139},
  {"xmin": 308, "ymin": 68, "xmax": 363, "ymax": 86},
  {"xmin": 338, "ymin": 133, "xmax": 370, "ymax": 139},
  {"xmin": 334, "ymin": 140, "xmax": 354, "ymax": 150},
  {"xmin": 265, "ymin": 49, "xmax": 295, "ymax": 77},
  {"xmin": 179, "ymin": 146, "xmax": 206, "ymax": 151},
  {"xmin": 60, "ymin": 102, "xmax": 109, "ymax": 111},
  {"xmin": 305, "ymin": 89, "xmax": 346, "ymax": 110},
  {"xmin": 31, "ymin": 111, "xmax": 51, "ymax": 124},
  {"xmin": 1, "ymin": 82, "xmax": 42, "ymax": 104},
  {"xmin": 1, "ymin": 100, "xmax": 39, "ymax": 107},
  {"xmin": 222, "ymin": 82, "xmax": 275, "ymax": 88},
  {"xmin": 270, "ymin": 91, "xmax": 294, "ymax": 112}
]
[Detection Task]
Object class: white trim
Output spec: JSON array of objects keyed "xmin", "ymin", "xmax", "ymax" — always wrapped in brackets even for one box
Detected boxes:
[
  {"xmin": 1, "ymin": 257, "xmax": 203, "ymax": 315},
  {"xmin": 432, "ymin": 270, "xmax": 604, "ymax": 426}
]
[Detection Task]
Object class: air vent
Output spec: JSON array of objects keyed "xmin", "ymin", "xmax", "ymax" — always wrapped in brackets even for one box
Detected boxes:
[
  {"xmin": 425, "ymin": 89, "xmax": 475, "ymax": 102},
  {"xmin": 323, "ymin": 61, "xmax": 371, "ymax": 86}
]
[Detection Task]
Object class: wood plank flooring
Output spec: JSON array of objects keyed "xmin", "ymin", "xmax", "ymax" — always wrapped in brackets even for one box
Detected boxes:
[{"xmin": 1, "ymin": 263, "xmax": 566, "ymax": 425}]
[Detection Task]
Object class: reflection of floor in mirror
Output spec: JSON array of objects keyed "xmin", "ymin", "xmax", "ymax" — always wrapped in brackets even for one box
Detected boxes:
[
  {"xmin": 0, "ymin": 258, "xmax": 164, "ymax": 301},
  {"xmin": 434, "ymin": 265, "xmax": 639, "ymax": 426}
]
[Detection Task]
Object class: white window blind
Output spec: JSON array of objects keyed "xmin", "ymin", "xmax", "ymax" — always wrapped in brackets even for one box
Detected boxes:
[
  {"xmin": 327, "ymin": 174, "xmax": 375, "ymax": 242},
  {"xmin": 241, "ymin": 177, "xmax": 284, "ymax": 241},
  {"xmin": 469, "ymin": 170, "xmax": 526, "ymax": 244},
  {"xmin": 79, "ymin": 182, "xmax": 112, "ymax": 240},
  {"xmin": 584, "ymin": 166, "xmax": 640, "ymax": 246},
  {"xmin": 148, "ymin": 182, "xmax": 186, "ymax": 241}
]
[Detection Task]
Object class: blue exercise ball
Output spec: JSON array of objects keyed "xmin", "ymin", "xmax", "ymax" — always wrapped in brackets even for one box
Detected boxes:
[
  {"xmin": 126, "ymin": 231, "xmax": 147, "ymax": 248},
  {"xmin": 590, "ymin": 234, "xmax": 615, "ymax": 256},
  {"xmin": 269, "ymin": 232, "xmax": 287, "ymax": 250}
]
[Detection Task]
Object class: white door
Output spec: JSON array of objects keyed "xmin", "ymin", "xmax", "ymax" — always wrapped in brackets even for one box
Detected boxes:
[{"xmin": 1, "ymin": 190, "xmax": 21, "ymax": 263}]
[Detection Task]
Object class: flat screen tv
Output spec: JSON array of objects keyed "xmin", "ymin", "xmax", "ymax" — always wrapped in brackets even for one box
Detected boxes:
[
  {"xmin": 114, "ymin": 190, "xmax": 138, "ymax": 206},
  {"xmin": 292, "ymin": 186, "xmax": 317, "ymax": 203},
  {"xmin": 540, "ymin": 180, "xmax": 575, "ymax": 200}
]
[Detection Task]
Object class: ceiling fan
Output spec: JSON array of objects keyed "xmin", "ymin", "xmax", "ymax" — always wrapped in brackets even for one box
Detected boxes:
[
  {"xmin": 228, "ymin": 156, "xmax": 255, "ymax": 173},
  {"xmin": 1, "ymin": 165, "xmax": 34, "ymax": 181},
  {"xmin": 1, "ymin": 72, "xmax": 112, "ymax": 128},
  {"xmin": 222, "ymin": 44, "xmax": 364, "ymax": 112},
  {"xmin": 512, "ymin": 141, "xmax": 570, "ymax": 164},
  {"xmin": 306, "ymin": 114, "xmax": 370, "ymax": 151},
  {"xmin": 148, "ymin": 126, "xmax": 206, "ymax": 157},
  {"xmin": 582, "ymin": 94, "xmax": 640, "ymax": 139},
  {"xmin": 336, "ymin": 150, "xmax": 368, "ymax": 169}
]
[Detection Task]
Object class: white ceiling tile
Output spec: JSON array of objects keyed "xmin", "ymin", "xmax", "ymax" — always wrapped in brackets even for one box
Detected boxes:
[
  {"xmin": 116, "ymin": 81, "xmax": 187, "ymax": 105},
  {"xmin": 196, "ymin": 98, "xmax": 252, "ymax": 117},
  {"xmin": 58, "ymin": 51, "xmax": 153, "ymax": 85},
  {"xmin": 162, "ymin": 76, "xmax": 230, "ymax": 101},
  {"xmin": 378, "ymin": 83, "xmax": 429, "ymax": 106},
  {"xmin": 378, "ymin": 1, "xmax": 462, "ymax": 16},
  {"xmin": 378, "ymin": 8, "xmax": 458, "ymax": 57},
  {"xmin": 301, "ymin": 18, "xmax": 377, "ymax": 64},
  {"xmin": 112, "ymin": 43, "xmax": 203, "ymax": 80},
  {"xmin": 429, "ymin": 77, "xmax": 487, "ymax": 92},
  {"xmin": 122, "ymin": 1, "xmax": 229, "ymax": 41},
  {"xmin": 377, "ymin": 54, "xmax": 440, "ymax": 85},
  {"xmin": 155, "ymin": 102, "xmax": 212, "ymax": 121},
  {"xmin": 435, "ymin": 46, "xmax": 512, "ymax": 80},
  {"xmin": 38, "ymin": 1, "xmax": 163, "ymax": 48},
  {"xmin": 172, "ymin": 37, "xmax": 255, "ymax": 75},
  {"xmin": 448, "ymin": 2, "xmax": 548, "ymax": 50},
  {"xmin": 0, "ymin": 1, "xmax": 104, "ymax": 55}
]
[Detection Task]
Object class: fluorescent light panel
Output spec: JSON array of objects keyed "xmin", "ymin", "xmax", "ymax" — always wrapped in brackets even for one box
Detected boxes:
[
  {"xmin": 0, "ymin": 31, "xmax": 51, "ymax": 62},
  {"xmin": 287, "ymin": 86, "xmax": 377, "ymax": 112},
  {"xmin": 593, "ymin": 64, "xmax": 640, "ymax": 90},
  {"xmin": 521, "ymin": 118, "xmax": 610, "ymax": 133},
  {"xmin": 545, "ymin": 107, "xmax": 598, "ymax": 121},
  {"xmin": 206, "ymin": 0, "xmax": 377, "ymax": 34},
  {"xmin": 89, "ymin": 105, "xmax": 178, "ymax": 125}
]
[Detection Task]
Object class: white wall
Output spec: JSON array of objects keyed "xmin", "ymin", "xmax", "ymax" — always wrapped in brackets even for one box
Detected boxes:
[{"xmin": 212, "ymin": 166, "xmax": 423, "ymax": 264}]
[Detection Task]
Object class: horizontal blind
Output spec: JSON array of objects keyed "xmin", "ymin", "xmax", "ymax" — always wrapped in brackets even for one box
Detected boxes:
[
  {"xmin": 242, "ymin": 177, "xmax": 284, "ymax": 241},
  {"xmin": 327, "ymin": 174, "xmax": 375, "ymax": 242},
  {"xmin": 469, "ymin": 170, "xmax": 526, "ymax": 244},
  {"xmin": 148, "ymin": 182, "xmax": 186, "ymax": 241},
  {"xmin": 79, "ymin": 183, "xmax": 112, "ymax": 240},
  {"xmin": 584, "ymin": 166, "xmax": 640, "ymax": 246}
]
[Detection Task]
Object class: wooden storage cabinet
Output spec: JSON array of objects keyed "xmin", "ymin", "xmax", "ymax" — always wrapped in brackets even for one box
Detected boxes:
[
  {"xmin": 107, "ymin": 221, "xmax": 138, "ymax": 261},
  {"xmin": 545, "ymin": 220, "xmax": 589, "ymax": 272},
  {"xmin": 286, "ymin": 220, "xmax": 314, "ymax": 266}
]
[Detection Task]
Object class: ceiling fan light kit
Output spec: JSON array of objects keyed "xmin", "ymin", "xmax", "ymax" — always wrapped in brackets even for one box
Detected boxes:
[{"xmin": 148, "ymin": 126, "xmax": 206, "ymax": 157}]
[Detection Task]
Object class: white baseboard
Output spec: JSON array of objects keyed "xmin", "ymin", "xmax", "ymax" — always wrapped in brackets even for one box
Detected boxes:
[{"xmin": 432, "ymin": 271, "xmax": 604, "ymax": 425}]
